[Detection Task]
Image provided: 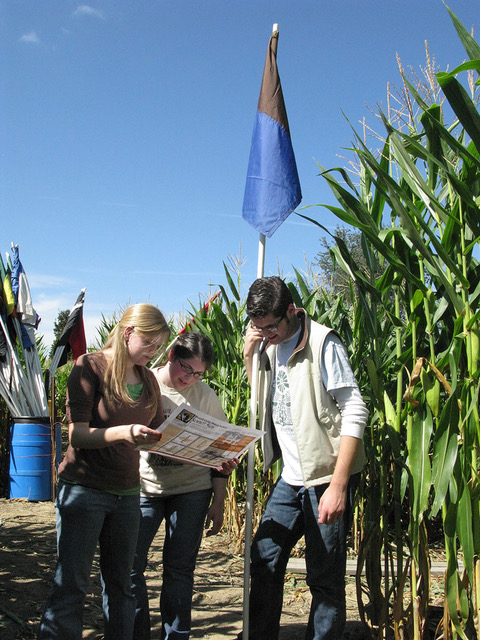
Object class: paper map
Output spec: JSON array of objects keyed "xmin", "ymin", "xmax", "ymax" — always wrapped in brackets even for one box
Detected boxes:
[{"xmin": 137, "ymin": 402, "xmax": 264, "ymax": 469}]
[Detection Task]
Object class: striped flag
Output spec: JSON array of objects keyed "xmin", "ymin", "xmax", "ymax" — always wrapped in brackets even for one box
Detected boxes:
[
  {"xmin": 242, "ymin": 28, "xmax": 302, "ymax": 237},
  {"xmin": 49, "ymin": 289, "xmax": 87, "ymax": 373}
]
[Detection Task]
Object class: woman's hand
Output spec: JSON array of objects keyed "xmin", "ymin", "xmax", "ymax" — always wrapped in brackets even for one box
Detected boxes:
[
  {"xmin": 129, "ymin": 424, "xmax": 162, "ymax": 446},
  {"xmin": 204, "ymin": 501, "xmax": 224, "ymax": 536},
  {"xmin": 206, "ymin": 476, "xmax": 228, "ymax": 536},
  {"xmin": 216, "ymin": 457, "xmax": 239, "ymax": 475}
]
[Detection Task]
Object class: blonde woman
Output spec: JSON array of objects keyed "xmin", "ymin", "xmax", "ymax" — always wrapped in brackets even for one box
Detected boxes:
[{"xmin": 38, "ymin": 304, "xmax": 169, "ymax": 640}]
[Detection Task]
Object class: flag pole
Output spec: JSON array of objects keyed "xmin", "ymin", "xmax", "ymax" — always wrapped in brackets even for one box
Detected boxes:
[
  {"xmin": 242, "ymin": 23, "xmax": 277, "ymax": 638},
  {"xmin": 241, "ymin": 19, "xmax": 301, "ymax": 637},
  {"xmin": 242, "ymin": 231, "xmax": 266, "ymax": 638}
]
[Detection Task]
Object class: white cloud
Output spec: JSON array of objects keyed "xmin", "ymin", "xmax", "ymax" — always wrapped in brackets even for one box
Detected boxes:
[
  {"xmin": 28, "ymin": 274, "xmax": 74, "ymax": 289},
  {"xmin": 73, "ymin": 5, "xmax": 105, "ymax": 20},
  {"xmin": 19, "ymin": 32, "xmax": 40, "ymax": 44},
  {"xmin": 83, "ymin": 313, "xmax": 103, "ymax": 349}
]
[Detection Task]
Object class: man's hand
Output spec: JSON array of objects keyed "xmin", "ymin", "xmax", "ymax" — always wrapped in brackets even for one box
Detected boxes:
[
  {"xmin": 243, "ymin": 325, "xmax": 264, "ymax": 384},
  {"xmin": 243, "ymin": 324, "xmax": 263, "ymax": 359},
  {"xmin": 317, "ymin": 483, "xmax": 347, "ymax": 525}
]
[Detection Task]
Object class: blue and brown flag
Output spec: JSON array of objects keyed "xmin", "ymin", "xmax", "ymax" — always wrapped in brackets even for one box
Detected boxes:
[{"xmin": 242, "ymin": 28, "xmax": 302, "ymax": 237}]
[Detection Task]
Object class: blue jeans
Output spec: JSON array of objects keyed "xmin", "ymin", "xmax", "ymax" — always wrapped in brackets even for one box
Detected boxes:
[
  {"xmin": 131, "ymin": 489, "xmax": 212, "ymax": 640},
  {"xmin": 37, "ymin": 481, "xmax": 140, "ymax": 640},
  {"xmin": 244, "ymin": 475, "xmax": 359, "ymax": 640}
]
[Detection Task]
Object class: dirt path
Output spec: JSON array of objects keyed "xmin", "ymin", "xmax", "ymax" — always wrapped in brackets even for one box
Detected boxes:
[{"xmin": 0, "ymin": 498, "xmax": 367, "ymax": 639}]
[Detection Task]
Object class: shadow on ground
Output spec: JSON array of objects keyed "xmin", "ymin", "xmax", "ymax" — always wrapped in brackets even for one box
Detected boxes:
[{"xmin": 0, "ymin": 499, "xmax": 368, "ymax": 639}]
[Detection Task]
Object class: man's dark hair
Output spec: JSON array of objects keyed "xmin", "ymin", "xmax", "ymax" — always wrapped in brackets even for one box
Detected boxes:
[{"xmin": 246, "ymin": 276, "xmax": 293, "ymax": 319}]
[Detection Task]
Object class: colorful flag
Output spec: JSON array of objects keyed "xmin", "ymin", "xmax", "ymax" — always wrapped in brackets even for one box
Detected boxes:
[
  {"xmin": 0, "ymin": 253, "xmax": 15, "ymax": 317},
  {"xmin": 0, "ymin": 293, "xmax": 7, "ymax": 361},
  {"xmin": 242, "ymin": 28, "xmax": 302, "ymax": 237},
  {"xmin": 50, "ymin": 289, "xmax": 87, "ymax": 371},
  {"xmin": 10, "ymin": 244, "xmax": 40, "ymax": 328}
]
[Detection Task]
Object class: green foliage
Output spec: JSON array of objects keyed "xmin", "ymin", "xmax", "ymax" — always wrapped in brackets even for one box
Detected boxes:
[
  {"xmin": 35, "ymin": 334, "xmax": 49, "ymax": 369},
  {"xmin": 92, "ymin": 312, "xmax": 120, "ymax": 350},
  {"xmin": 178, "ymin": 260, "xmax": 254, "ymax": 536},
  {"xmin": 314, "ymin": 225, "xmax": 385, "ymax": 307},
  {"xmin": 52, "ymin": 362, "xmax": 73, "ymax": 421}
]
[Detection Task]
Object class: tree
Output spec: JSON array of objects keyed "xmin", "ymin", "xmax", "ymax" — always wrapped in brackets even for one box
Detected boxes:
[
  {"xmin": 314, "ymin": 226, "xmax": 378, "ymax": 306},
  {"xmin": 49, "ymin": 309, "xmax": 70, "ymax": 358}
]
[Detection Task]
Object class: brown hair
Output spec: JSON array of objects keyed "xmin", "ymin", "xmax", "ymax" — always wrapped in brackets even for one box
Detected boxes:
[
  {"xmin": 246, "ymin": 276, "xmax": 293, "ymax": 319},
  {"xmin": 170, "ymin": 332, "xmax": 215, "ymax": 370}
]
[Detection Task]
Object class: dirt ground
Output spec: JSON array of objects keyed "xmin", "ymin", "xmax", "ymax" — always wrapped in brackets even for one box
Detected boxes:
[{"xmin": 0, "ymin": 498, "xmax": 368, "ymax": 639}]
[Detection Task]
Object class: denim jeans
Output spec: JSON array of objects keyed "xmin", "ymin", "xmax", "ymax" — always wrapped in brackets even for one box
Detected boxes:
[
  {"xmin": 131, "ymin": 489, "xmax": 212, "ymax": 640},
  {"xmin": 243, "ymin": 474, "xmax": 359, "ymax": 640},
  {"xmin": 37, "ymin": 480, "xmax": 140, "ymax": 640}
]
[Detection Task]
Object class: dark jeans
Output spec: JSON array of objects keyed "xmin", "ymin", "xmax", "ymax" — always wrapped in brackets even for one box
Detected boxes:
[
  {"xmin": 131, "ymin": 489, "xmax": 212, "ymax": 640},
  {"xmin": 37, "ymin": 481, "xmax": 140, "ymax": 640},
  {"xmin": 242, "ymin": 474, "xmax": 359, "ymax": 640}
]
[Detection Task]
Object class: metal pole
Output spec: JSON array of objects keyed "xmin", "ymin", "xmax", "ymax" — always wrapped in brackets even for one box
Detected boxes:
[{"xmin": 242, "ymin": 231, "xmax": 266, "ymax": 638}]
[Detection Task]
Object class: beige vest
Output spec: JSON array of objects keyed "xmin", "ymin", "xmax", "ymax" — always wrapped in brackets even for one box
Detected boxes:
[{"xmin": 256, "ymin": 311, "xmax": 365, "ymax": 487}]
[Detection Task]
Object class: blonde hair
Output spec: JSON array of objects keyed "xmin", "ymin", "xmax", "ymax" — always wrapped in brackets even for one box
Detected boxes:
[{"xmin": 103, "ymin": 303, "xmax": 169, "ymax": 417}]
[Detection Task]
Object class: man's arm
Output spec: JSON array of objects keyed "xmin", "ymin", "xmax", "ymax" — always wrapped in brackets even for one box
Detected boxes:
[
  {"xmin": 317, "ymin": 435, "xmax": 362, "ymax": 524},
  {"xmin": 318, "ymin": 385, "xmax": 368, "ymax": 524}
]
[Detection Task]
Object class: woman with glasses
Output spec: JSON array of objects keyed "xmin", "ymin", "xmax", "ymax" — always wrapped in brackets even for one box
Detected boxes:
[
  {"xmin": 131, "ymin": 332, "xmax": 237, "ymax": 640},
  {"xmin": 37, "ymin": 304, "xmax": 169, "ymax": 640}
]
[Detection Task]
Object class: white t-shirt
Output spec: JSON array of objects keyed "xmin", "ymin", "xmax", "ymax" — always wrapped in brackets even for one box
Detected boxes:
[{"xmin": 272, "ymin": 328, "xmax": 302, "ymax": 484}]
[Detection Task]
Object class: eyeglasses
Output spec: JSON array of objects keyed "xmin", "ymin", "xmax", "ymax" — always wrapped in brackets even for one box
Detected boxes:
[
  {"xmin": 178, "ymin": 359, "xmax": 205, "ymax": 379},
  {"xmin": 140, "ymin": 336, "xmax": 165, "ymax": 348},
  {"xmin": 250, "ymin": 313, "xmax": 286, "ymax": 334}
]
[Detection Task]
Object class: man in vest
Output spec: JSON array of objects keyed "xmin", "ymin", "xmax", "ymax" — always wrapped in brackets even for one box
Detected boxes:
[{"xmin": 240, "ymin": 276, "xmax": 368, "ymax": 640}]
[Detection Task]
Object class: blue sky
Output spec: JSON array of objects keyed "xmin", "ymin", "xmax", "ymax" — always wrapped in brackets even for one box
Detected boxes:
[{"xmin": 1, "ymin": 0, "xmax": 478, "ymax": 348}]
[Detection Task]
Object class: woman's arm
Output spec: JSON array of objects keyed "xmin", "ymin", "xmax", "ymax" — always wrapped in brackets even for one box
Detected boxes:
[
  {"xmin": 204, "ymin": 476, "xmax": 228, "ymax": 536},
  {"xmin": 69, "ymin": 421, "xmax": 162, "ymax": 449}
]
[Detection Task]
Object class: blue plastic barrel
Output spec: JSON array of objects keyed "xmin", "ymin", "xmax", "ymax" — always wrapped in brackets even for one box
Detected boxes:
[{"xmin": 9, "ymin": 417, "xmax": 52, "ymax": 501}]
